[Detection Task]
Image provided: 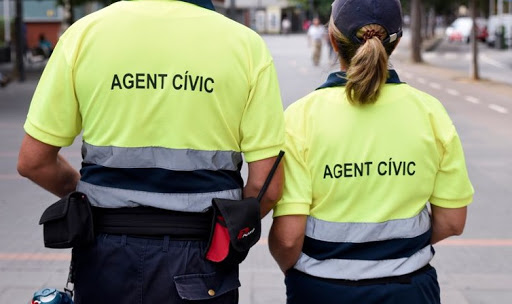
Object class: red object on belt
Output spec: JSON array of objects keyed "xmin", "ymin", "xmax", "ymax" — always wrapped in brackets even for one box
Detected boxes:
[{"xmin": 205, "ymin": 216, "xmax": 230, "ymax": 262}]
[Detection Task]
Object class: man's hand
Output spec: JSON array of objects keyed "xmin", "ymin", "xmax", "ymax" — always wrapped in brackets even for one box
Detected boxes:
[{"xmin": 269, "ymin": 215, "xmax": 307, "ymax": 273}]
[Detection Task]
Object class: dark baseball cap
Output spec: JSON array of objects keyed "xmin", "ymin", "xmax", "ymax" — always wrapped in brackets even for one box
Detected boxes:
[{"xmin": 332, "ymin": 0, "xmax": 403, "ymax": 44}]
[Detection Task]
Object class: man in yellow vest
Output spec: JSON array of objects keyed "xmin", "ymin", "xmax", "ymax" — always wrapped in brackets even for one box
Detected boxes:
[{"xmin": 17, "ymin": 0, "xmax": 284, "ymax": 302}]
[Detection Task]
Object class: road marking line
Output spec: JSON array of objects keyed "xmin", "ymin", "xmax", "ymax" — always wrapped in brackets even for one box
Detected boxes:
[
  {"xmin": 438, "ymin": 239, "xmax": 512, "ymax": 246},
  {"xmin": 299, "ymin": 67, "xmax": 309, "ymax": 75},
  {"xmin": 489, "ymin": 104, "xmax": 509, "ymax": 114},
  {"xmin": 444, "ymin": 53, "xmax": 458, "ymax": 60},
  {"xmin": 465, "ymin": 96, "xmax": 480, "ymax": 104},
  {"xmin": 4, "ymin": 239, "xmax": 512, "ymax": 261},
  {"xmin": 481, "ymin": 54, "xmax": 507, "ymax": 69},
  {"xmin": 240, "ymin": 268, "xmax": 282, "ymax": 274},
  {"xmin": 0, "ymin": 152, "xmax": 81, "ymax": 158},
  {"xmin": 0, "ymin": 253, "xmax": 71, "ymax": 261},
  {"xmin": 0, "ymin": 152, "xmax": 18, "ymax": 157},
  {"xmin": 0, "ymin": 174, "xmax": 22, "ymax": 180},
  {"xmin": 254, "ymin": 238, "xmax": 512, "ymax": 247},
  {"xmin": 402, "ymin": 72, "xmax": 413, "ymax": 78},
  {"xmin": 0, "ymin": 123, "xmax": 22, "ymax": 128},
  {"xmin": 429, "ymin": 82, "xmax": 442, "ymax": 89},
  {"xmin": 447, "ymin": 89, "xmax": 460, "ymax": 96},
  {"xmin": 417, "ymin": 77, "xmax": 426, "ymax": 84},
  {"xmin": 422, "ymin": 53, "xmax": 435, "ymax": 59}
]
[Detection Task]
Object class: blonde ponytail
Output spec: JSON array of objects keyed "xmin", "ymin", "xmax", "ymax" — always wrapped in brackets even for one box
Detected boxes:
[{"xmin": 329, "ymin": 20, "xmax": 398, "ymax": 105}]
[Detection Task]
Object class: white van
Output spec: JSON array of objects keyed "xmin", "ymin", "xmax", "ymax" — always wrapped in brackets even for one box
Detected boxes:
[
  {"xmin": 445, "ymin": 17, "xmax": 488, "ymax": 43},
  {"xmin": 487, "ymin": 14, "xmax": 512, "ymax": 47}
]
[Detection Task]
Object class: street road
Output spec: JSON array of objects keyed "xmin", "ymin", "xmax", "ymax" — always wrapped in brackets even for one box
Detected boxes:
[
  {"xmin": 422, "ymin": 38, "xmax": 512, "ymax": 85},
  {"xmin": 393, "ymin": 28, "xmax": 512, "ymax": 86},
  {"xmin": 1, "ymin": 33, "xmax": 511, "ymax": 303}
]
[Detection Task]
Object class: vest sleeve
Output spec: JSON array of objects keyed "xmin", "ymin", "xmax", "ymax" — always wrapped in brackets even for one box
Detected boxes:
[
  {"xmin": 429, "ymin": 132, "xmax": 474, "ymax": 208},
  {"xmin": 24, "ymin": 33, "xmax": 82, "ymax": 147},
  {"xmin": 240, "ymin": 60, "xmax": 285, "ymax": 162},
  {"xmin": 273, "ymin": 103, "xmax": 312, "ymax": 217}
]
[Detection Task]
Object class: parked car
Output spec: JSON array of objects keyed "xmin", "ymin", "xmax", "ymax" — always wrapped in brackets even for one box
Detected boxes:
[
  {"xmin": 487, "ymin": 14, "xmax": 512, "ymax": 47},
  {"xmin": 445, "ymin": 17, "xmax": 488, "ymax": 43}
]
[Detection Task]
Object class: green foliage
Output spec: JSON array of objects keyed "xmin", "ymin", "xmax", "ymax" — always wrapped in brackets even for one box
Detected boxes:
[
  {"xmin": 291, "ymin": 0, "xmax": 332, "ymax": 20},
  {"xmin": 402, "ymin": 0, "xmax": 488, "ymax": 16},
  {"xmin": 294, "ymin": 0, "xmax": 489, "ymax": 20}
]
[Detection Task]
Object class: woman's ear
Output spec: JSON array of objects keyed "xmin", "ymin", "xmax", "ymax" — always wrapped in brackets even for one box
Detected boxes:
[{"xmin": 329, "ymin": 32, "xmax": 339, "ymax": 53}]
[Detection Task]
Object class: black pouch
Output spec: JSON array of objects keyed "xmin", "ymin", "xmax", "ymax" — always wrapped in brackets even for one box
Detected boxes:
[
  {"xmin": 205, "ymin": 197, "xmax": 261, "ymax": 266},
  {"xmin": 205, "ymin": 151, "xmax": 284, "ymax": 266},
  {"xmin": 39, "ymin": 191, "xmax": 94, "ymax": 249}
]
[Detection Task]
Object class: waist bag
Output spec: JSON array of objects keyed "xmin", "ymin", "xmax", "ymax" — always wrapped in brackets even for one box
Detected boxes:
[
  {"xmin": 39, "ymin": 192, "xmax": 94, "ymax": 249},
  {"xmin": 205, "ymin": 151, "xmax": 284, "ymax": 266}
]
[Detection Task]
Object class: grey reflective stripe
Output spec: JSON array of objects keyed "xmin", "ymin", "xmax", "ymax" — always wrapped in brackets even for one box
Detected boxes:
[
  {"xmin": 82, "ymin": 142, "xmax": 242, "ymax": 171},
  {"xmin": 294, "ymin": 245, "xmax": 434, "ymax": 280},
  {"xmin": 305, "ymin": 207, "xmax": 430, "ymax": 243},
  {"xmin": 77, "ymin": 181, "xmax": 242, "ymax": 212}
]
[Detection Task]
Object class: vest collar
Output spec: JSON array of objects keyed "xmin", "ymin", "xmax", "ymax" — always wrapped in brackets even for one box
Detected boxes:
[
  {"xmin": 317, "ymin": 70, "xmax": 402, "ymax": 90},
  {"xmin": 180, "ymin": 0, "xmax": 214, "ymax": 10},
  {"xmin": 131, "ymin": 0, "xmax": 215, "ymax": 11}
]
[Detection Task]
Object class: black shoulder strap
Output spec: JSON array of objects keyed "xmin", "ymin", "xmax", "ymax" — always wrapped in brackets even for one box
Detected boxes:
[{"xmin": 257, "ymin": 150, "xmax": 285, "ymax": 202}]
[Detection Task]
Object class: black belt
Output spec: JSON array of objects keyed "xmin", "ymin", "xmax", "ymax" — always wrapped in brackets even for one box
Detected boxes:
[
  {"xmin": 92, "ymin": 206, "xmax": 212, "ymax": 240},
  {"xmin": 290, "ymin": 264, "xmax": 434, "ymax": 286}
]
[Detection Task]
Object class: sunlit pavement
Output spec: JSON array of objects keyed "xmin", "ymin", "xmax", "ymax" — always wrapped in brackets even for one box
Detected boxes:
[{"xmin": 1, "ymin": 33, "xmax": 512, "ymax": 303}]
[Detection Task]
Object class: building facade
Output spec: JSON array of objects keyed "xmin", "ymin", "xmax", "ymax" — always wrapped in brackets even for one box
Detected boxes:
[
  {"xmin": 1, "ymin": 0, "xmax": 304, "ymax": 51},
  {"xmin": 214, "ymin": 0, "xmax": 303, "ymax": 34},
  {"xmin": 1, "ymin": 0, "xmax": 102, "ymax": 49}
]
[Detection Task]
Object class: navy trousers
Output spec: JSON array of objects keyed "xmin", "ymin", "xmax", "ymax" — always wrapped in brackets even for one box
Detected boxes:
[
  {"xmin": 73, "ymin": 234, "xmax": 239, "ymax": 304},
  {"xmin": 285, "ymin": 267, "xmax": 440, "ymax": 304}
]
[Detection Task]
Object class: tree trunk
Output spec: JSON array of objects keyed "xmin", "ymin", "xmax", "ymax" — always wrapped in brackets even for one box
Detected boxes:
[
  {"xmin": 227, "ymin": 0, "xmax": 236, "ymax": 20},
  {"xmin": 14, "ymin": 0, "xmax": 24, "ymax": 82},
  {"xmin": 411, "ymin": 0, "xmax": 422, "ymax": 63},
  {"xmin": 470, "ymin": 0, "xmax": 480, "ymax": 80},
  {"xmin": 429, "ymin": 7, "xmax": 436, "ymax": 39},
  {"xmin": 61, "ymin": 0, "xmax": 75, "ymax": 34}
]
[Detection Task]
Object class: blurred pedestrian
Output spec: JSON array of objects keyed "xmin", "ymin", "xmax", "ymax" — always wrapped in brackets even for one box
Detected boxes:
[
  {"xmin": 37, "ymin": 34, "xmax": 53, "ymax": 58},
  {"xmin": 307, "ymin": 17, "xmax": 326, "ymax": 66},
  {"xmin": 302, "ymin": 19, "xmax": 311, "ymax": 31},
  {"xmin": 269, "ymin": 0, "xmax": 474, "ymax": 303},
  {"xmin": 0, "ymin": 72, "xmax": 10, "ymax": 87},
  {"xmin": 17, "ymin": 0, "xmax": 285, "ymax": 303},
  {"xmin": 282, "ymin": 16, "xmax": 292, "ymax": 35}
]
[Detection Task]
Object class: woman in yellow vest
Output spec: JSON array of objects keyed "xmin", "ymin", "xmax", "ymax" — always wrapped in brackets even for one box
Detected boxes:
[{"xmin": 269, "ymin": 0, "xmax": 474, "ymax": 303}]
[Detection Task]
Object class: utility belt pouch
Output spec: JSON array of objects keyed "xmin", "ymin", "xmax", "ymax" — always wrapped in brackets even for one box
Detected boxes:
[
  {"xmin": 206, "ymin": 197, "xmax": 261, "ymax": 266},
  {"xmin": 205, "ymin": 151, "xmax": 284, "ymax": 266},
  {"xmin": 39, "ymin": 191, "xmax": 94, "ymax": 249}
]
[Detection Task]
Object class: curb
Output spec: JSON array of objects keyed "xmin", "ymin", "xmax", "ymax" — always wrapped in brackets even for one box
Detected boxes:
[{"xmin": 423, "ymin": 36, "xmax": 444, "ymax": 52}]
